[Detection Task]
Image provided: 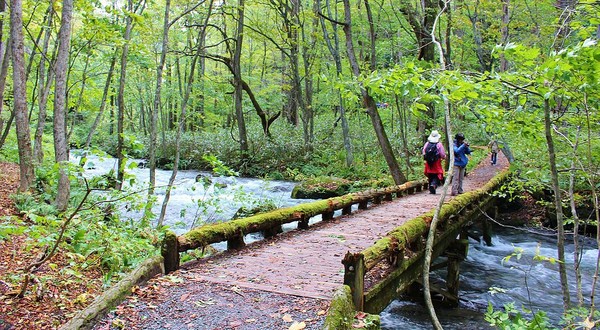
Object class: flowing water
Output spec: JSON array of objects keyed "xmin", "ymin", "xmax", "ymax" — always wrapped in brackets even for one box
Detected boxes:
[
  {"xmin": 71, "ymin": 151, "xmax": 304, "ymax": 236},
  {"xmin": 380, "ymin": 227, "xmax": 599, "ymax": 329},
  {"xmin": 72, "ymin": 151, "xmax": 598, "ymax": 328}
]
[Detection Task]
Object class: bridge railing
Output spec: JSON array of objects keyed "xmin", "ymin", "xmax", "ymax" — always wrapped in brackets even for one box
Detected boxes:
[
  {"xmin": 341, "ymin": 170, "xmax": 511, "ymax": 312},
  {"xmin": 161, "ymin": 179, "xmax": 429, "ymax": 273}
]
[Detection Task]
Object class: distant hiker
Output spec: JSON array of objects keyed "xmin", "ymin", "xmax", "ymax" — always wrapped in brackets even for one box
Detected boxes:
[
  {"xmin": 451, "ymin": 133, "xmax": 471, "ymax": 196},
  {"xmin": 422, "ymin": 130, "xmax": 446, "ymax": 194},
  {"xmin": 488, "ymin": 139, "xmax": 499, "ymax": 165}
]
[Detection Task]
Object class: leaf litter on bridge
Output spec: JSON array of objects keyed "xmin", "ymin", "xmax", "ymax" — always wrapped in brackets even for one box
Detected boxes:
[{"xmin": 93, "ymin": 270, "xmax": 328, "ymax": 330}]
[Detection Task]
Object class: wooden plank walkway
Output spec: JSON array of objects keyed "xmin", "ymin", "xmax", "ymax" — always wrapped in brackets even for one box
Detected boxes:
[{"xmin": 92, "ymin": 154, "xmax": 509, "ymax": 330}]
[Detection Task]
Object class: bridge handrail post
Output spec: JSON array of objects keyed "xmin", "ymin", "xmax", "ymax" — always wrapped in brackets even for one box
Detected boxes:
[
  {"xmin": 161, "ymin": 230, "xmax": 179, "ymax": 274},
  {"xmin": 342, "ymin": 251, "xmax": 365, "ymax": 311}
]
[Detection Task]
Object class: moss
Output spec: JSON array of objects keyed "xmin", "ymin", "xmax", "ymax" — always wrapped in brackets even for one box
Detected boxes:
[
  {"xmin": 291, "ymin": 176, "xmax": 353, "ymax": 199},
  {"xmin": 323, "ymin": 286, "xmax": 355, "ymax": 330},
  {"xmin": 361, "ymin": 169, "xmax": 512, "ymax": 269},
  {"xmin": 161, "ymin": 230, "xmax": 179, "ymax": 273}
]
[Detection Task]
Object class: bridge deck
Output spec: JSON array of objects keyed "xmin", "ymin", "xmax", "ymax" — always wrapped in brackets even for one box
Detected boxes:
[{"xmin": 93, "ymin": 154, "xmax": 508, "ymax": 329}]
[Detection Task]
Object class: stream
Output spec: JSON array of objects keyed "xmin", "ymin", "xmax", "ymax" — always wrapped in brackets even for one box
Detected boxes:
[
  {"xmin": 380, "ymin": 227, "xmax": 599, "ymax": 329},
  {"xmin": 73, "ymin": 151, "xmax": 598, "ymax": 328}
]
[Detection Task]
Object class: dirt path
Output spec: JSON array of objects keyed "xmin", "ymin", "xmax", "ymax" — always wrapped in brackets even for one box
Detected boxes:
[{"xmin": 93, "ymin": 153, "xmax": 509, "ymax": 330}]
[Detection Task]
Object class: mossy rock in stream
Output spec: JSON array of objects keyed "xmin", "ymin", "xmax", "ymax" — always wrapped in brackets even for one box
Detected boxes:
[
  {"xmin": 232, "ymin": 200, "xmax": 278, "ymax": 219},
  {"xmin": 291, "ymin": 177, "xmax": 353, "ymax": 199}
]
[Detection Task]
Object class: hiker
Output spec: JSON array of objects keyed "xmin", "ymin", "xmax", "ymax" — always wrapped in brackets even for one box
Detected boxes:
[
  {"xmin": 488, "ymin": 139, "xmax": 499, "ymax": 165},
  {"xmin": 452, "ymin": 133, "xmax": 471, "ymax": 196},
  {"xmin": 422, "ymin": 130, "xmax": 446, "ymax": 194}
]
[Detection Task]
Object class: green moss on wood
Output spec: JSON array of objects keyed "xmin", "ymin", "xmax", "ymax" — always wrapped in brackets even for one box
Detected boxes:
[
  {"xmin": 361, "ymin": 169, "xmax": 511, "ymax": 269},
  {"xmin": 323, "ymin": 285, "xmax": 355, "ymax": 330}
]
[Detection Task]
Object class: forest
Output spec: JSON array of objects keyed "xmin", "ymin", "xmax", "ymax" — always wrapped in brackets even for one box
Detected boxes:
[{"xmin": 0, "ymin": 0, "xmax": 599, "ymax": 328}]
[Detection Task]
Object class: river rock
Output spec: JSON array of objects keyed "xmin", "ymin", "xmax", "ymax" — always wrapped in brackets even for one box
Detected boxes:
[{"xmin": 291, "ymin": 177, "xmax": 352, "ymax": 199}]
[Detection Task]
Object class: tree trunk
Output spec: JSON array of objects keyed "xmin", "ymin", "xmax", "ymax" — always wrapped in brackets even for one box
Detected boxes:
[
  {"xmin": 116, "ymin": 0, "xmax": 135, "ymax": 190},
  {"xmin": 158, "ymin": 2, "xmax": 213, "ymax": 227},
  {"xmin": 53, "ymin": 0, "xmax": 74, "ymax": 211},
  {"xmin": 33, "ymin": 7, "xmax": 56, "ymax": 163},
  {"xmin": 423, "ymin": 2, "xmax": 451, "ymax": 329},
  {"xmin": 10, "ymin": 0, "xmax": 34, "ymax": 192},
  {"xmin": 341, "ymin": 0, "xmax": 406, "ymax": 185},
  {"xmin": 233, "ymin": 0, "xmax": 249, "ymax": 154},
  {"xmin": 85, "ymin": 53, "xmax": 117, "ymax": 148},
  {"xmin": 499, "ymin": 0, "xmax": 510, "ymax": 72},
  {"xmin": 0, "ymin": 29, "xmax": 10, "ymax": 146},
  {"xmin": 544, "ymin": 99, "xmax": 570, "ymax": 309},
  {"xmin": 319, "ymin": 0, "xmax": 353, "ymax": 166},
  {"xmin": 148, "ymin": 0, "xmax": 172, "ymax": 198}
]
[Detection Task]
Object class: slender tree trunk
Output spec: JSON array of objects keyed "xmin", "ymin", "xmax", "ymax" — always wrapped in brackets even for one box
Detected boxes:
[
  {"xmin": 116, "ymin": 0, "xmax": 135, "ymax": 190},
  {"xmin": 319, "ymin": 0, "xmax": 353, "ymax": 166},
  {"xmin": 158, "ymin": 3, "xmax": 213, "ymax": 226},
  {"xmin": 33, "ymin": 7, "xmax": 56, "ymax": 163},
  {"xmin": 499, "ymin": 0, "xmax": 510, "ymax": 72},
  {"xmin": 0, "ymin": 37, "xmax": 10, "ymax": 146},
  {"xmin": 10, "ymin": 0, "xmax": 34, "ymax": 192},
  {"xmin": 423, "ymin": 2, "xmax": 451, "ymax": 329},
  {"xmin": 233, "ymin": 0, "xmax": 248, "ymax": 154},
  {"xmin": 341, "ymin": 0, "xmax": 406, "ymax": 184},
  {"xmin": 53, "ymin": 0, "xmax": 74, "ymax": 212},
  {"xmin": 544, "ymin": 99, "xmax": 570, "ymax": 309},
  {"xmin": 85, "ymin": 53, "xmax": 117, "ymax": 148},
  {"xmin": 567, "ymin": 129, "xmax": 584, "ymax": 305},
  {"xmin": 149, "ymin": 0, "xmax": 171, "ymax": 198}
]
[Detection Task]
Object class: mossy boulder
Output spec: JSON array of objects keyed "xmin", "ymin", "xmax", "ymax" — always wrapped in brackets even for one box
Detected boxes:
[
  {"xmin": 232, "ymin": 200, "xmax": 278, "ymax": 219},
  {"xmin": 291, "ymin": 177, "xmax": 352, "ymax": 199}
]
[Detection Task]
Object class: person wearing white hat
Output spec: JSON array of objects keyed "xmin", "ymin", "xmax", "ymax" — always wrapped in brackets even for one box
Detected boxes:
[{"xmin": 422, "ymin": 130, "xmax": 446, "ymax": 194}]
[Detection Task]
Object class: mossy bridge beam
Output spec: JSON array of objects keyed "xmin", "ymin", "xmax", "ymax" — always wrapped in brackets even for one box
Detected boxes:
[
  {"xmin": 343, "ymin": 170, "xmax": 510, "ymax": 314},
  {"xmin": 161, "ymin": 179, "xmax": 429, "ymax": 273}
]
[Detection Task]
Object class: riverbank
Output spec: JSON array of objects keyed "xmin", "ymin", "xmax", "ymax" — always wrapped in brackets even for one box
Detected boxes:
[{"xmin": 0, "ymin": 163, "xmax": 108, "ymax": 329}]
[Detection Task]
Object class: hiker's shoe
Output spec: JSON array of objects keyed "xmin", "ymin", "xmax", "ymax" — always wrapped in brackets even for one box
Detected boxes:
[{"xmin": 429, "ymin": 186, "xmax": 436, "ymax": 194}]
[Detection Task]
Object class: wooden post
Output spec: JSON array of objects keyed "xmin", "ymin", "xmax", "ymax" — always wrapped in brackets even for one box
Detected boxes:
[
  {"xmin": 342, "ymin": 252, "xmax": 365, "ymax": 311},
  {"xmin": 384, "ymin": 193, "xmax": 393, "ymax": 202},
  {"xmin": 161, "ymin": 230, "xmax": 179, "ymax": 274},
  {"xmin": 262, "ymin": 225, "xmax": 283, "ymax": 238},
  {"xmin": 373, "ymin": 195, "xmax": 382, "ymax": 205},
  {"xmin": 482, "ymin": 217, "xmax": 493, "ymax": 246},
  {"xmin": 446, "ymin": 253, "xmax": 461, "ymax": 307},
  {"xmin": 358, "ymin": 200, "xmax": 368, "ymax": 210},
  {"xmin": 227, "ymin": 229, "xmax": 246, "ymax": 250},
  {"xmin": 342, "ymin": 204, "xmax": 352, "ymax": 215},
  {"xmin": 322, "ymin": 211, "xmax": 334, "ymax": 221},
  {"xmin": 298, "ymin": 215, "xmax": 309, "ymax": 229}
]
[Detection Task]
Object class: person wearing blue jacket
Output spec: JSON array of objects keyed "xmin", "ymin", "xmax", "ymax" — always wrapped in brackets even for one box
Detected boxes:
[{"xmin": 452, "ymin": 133, "xmax": 471, "ymax": 196}]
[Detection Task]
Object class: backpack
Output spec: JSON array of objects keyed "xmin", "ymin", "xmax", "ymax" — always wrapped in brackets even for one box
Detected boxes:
[{"xmin": 424, "ymin": 142, "xmax": 439, "ymax": 165}]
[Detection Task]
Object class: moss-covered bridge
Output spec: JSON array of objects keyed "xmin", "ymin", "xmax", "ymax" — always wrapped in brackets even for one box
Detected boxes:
[{"xmin": 82, "ymin": 154, "xmax": 510, "ymax": 330}]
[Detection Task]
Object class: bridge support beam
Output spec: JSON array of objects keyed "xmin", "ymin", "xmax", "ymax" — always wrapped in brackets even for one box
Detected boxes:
[
  {"xmin": 445, "ymin": 239, "xmax": 468, "ymax": 307},
  {"xmin": 343, "ymin": 252, "xmax": 365, "ymax": 311},
  {"xmin": 482, "ymin": 217, "xmax": 493, "ymax": 246},
  {"xmin": 162, "ymin": 230, "xmax": 179, "ymax": 274},
  {"xmin": 481, "ymin": 206, "xmax": 496, "ymax": 246}
]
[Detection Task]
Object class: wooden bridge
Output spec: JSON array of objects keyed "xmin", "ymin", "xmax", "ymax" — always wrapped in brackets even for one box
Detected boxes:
[{"xmin": 83, "ymin": 154, "xmax": 509, "ymax": 330}]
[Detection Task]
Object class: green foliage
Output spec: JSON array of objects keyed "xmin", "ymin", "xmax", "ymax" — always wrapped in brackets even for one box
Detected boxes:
[
  {"xmin": 0, "ymin": 217, "xmax": 25, "ymax": 241},
  {"xmin": 66, "ymin": 213, "xmax": 159, "ymax": 283},
  {"xmin": 485, "ymin": 302, "xmax": 553, "ymax": 330}
]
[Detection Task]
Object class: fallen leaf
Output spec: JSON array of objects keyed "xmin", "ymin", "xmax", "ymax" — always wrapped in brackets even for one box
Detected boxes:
[
  {"xmin": 282, "ymin": 314, "xmax": 294, "ymax": 322},
  {"xmin": 355, "ymin": 311, "xmax": 368, "ymax": 320},
  {"xmin": 179, "ymin": 293, "xmax": 190, "ymax": 301},
  {"xmin": 289, "ymin": 321, "xmax": 306, "ymax": 330},
  {"xmin": 317, "ymin": 310, "xmax": 326, "ymax": 316},
  {"xmin": 229, "ymin": 320, "xmax": 243, "ymax": 327},
  {"xmin": 245, "ymin": 319, "xmax": 256, "ymax": 323}
]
